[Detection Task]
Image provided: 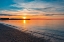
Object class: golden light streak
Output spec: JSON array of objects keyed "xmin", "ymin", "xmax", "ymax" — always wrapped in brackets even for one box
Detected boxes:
[
  {"xmin": 23, "ymin": 20, "xmax": 26, "ymax": 24},
  {"xmin": 23, "ymin": 20, "xmax": 27, "ymax": 31}
]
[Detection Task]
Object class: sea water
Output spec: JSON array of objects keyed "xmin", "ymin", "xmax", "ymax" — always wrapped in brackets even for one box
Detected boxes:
[{"xmin": 0, "ymin": 20, "xmax": 64, "ymax": 42}]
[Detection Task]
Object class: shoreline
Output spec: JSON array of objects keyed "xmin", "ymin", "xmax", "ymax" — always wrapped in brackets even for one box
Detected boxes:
[{"xmin": 0, "ymin": 23, "xmax": 50, "ymax": 42}]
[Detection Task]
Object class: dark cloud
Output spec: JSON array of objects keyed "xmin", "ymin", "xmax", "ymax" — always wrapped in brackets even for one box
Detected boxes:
[{"xmin": 31, "ymin": 7, "xmax": 55, "ymax": 12}]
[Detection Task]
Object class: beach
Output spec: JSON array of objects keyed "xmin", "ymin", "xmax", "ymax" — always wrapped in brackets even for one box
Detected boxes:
[{"xmin": 0, "ymin": 23, "xmax": 49, "ymax": 42}]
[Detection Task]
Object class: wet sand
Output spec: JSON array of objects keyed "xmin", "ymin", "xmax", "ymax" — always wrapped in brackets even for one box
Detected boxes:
[{"xmin": 0, "ymin": 23, "xmax": 50, "ymax": 42}]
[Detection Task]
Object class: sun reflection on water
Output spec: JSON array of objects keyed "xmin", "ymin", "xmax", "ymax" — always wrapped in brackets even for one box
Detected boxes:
[
  {"xmin": 22, "ymin": 20, "xmax": 27, "ymax": 31},
  {"xmin": 23, "ymin": 20, "xmax": 26, "ymax": 24}
]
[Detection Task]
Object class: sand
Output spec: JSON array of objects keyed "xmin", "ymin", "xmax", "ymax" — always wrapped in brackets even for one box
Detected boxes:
[{"xmin": 0, "ymin": 23, "xmax": 50, "ymax": 42}]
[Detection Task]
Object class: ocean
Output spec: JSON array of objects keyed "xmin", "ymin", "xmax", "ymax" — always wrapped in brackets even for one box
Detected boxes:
[{"xmin": 0, "ymin": 20, "xmax": 64, "ymax": 42}]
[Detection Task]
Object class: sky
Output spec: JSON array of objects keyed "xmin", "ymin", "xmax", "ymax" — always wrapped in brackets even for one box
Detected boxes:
[{"xmin": 0, "ymin": 0, "xmax": 64, "ymax": 16}]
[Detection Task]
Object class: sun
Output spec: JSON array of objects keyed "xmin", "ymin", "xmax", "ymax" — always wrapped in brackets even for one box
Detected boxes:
[{"xmin": 23, "ymin": 17, "xmax": 26, "ymax": 19}]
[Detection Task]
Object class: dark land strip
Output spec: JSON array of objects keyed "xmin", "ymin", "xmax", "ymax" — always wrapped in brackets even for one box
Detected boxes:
[{"xmin": 0, "ymin": 23, "xmax": 50, "ymax": 42}]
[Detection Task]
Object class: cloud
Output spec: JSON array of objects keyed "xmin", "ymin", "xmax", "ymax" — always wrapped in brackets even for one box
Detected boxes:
[
  {"xmin": 10, "ymin": 0, "xmax": 64, "ymax": 14},
  {"xmin": 0, "ymin": 9, "xmax": 64, "ymax": 16},
  {"xmin": 12, "ymin": 0, "xmax": 51, "ymax": 8},
  {"xmin": 0, "ymin": 0, "xmax": 64, "ymax": 15},
  {"xmin": 0, "ymin": 9, "xmax": 45, "ymax": 15}
]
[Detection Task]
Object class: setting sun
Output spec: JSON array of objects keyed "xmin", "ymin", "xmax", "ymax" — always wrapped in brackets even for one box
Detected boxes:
[{"xmin": 23, "ymin": 17, "xmax": 26, "ymax": 19}]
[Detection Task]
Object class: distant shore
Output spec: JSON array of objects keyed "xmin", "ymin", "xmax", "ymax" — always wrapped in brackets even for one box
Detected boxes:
[
  {"xmin": 0, "ymin": 18, "xmax": 30, "ymax": 20},
  {"xmin": 0, "ymin": 23, "xmax": 49, "ymax": 42},
  {"xmin": 0, "ymin": 18, "xmax": 64, "ymax": 20}
]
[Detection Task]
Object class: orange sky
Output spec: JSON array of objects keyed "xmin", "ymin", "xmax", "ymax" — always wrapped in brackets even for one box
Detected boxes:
[{"xmin": 0, "ymin": 15, "xmax": 64, "ymax": 20}]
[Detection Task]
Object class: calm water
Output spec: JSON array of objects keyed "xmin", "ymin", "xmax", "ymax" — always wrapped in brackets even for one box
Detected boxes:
[{"xmin": 0, "ymin": 20, "xmax": 64, "ymax": 42}]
